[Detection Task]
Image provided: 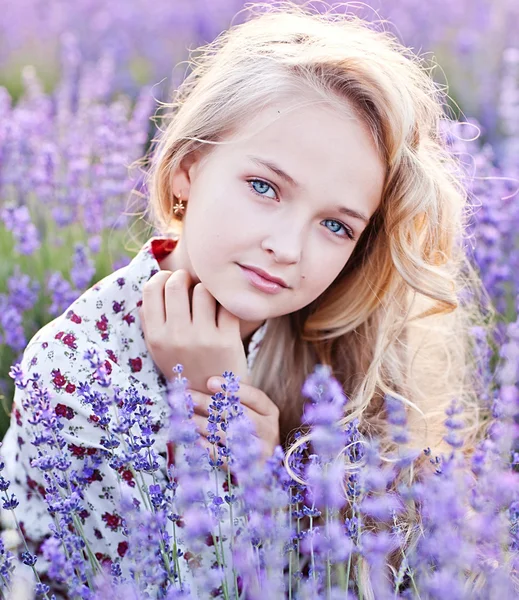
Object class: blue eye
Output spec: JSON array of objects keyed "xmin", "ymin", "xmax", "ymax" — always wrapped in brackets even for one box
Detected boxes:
[
  {"xmin": 322, "ymin": 219, "xmax": 356, "ymax": 240},
  {"xmin": 248, "ymin": 178, "xmax": 277, "ymax": 199},
  {"xmin": 246, "ymin": 178, "xmax": 356, "ymax": 241}
]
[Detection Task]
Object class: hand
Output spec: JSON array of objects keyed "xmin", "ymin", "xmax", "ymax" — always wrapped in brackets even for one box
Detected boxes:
[
  {"xmin": 188, "ymin": 376, "xmax": 281, "ymax": 473},
  {"xmin": 140, "ymin": 269, "xmax": 250, "ymax": 393}
]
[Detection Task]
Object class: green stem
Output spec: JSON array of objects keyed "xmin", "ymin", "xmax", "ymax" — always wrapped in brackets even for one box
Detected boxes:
[
  {"xmin": 48, "ymin": 431, "xmax": 101, "ymax": 577},
  {"xmin": 2, "ymin": 509, "xmax": 52, "ymax": 600},
  {"xmin": 309, "ymin": 514, "xmax": 315, "ymax": 581},
  {"xmin": 356, "ymin": 512, "xmax": 363, "ymax": 600},
  {"xmin": 168, "ymin": 477, "xmax": 182, "ymax": 589},
  {"xmin": 325, "ymin": 505, "xmax": 331, "ymax": 597},
  {"xmin": 345, "ymin": 552, "xmax": 352, "ymax": 592},
  {"xmin": 337, "ymin": 560, "xmax": 347, "ymax": 591},
  {"xmin": 211, "ymin": 445, "xmax": 230, "ymax": 600},
  {"xmin": 226, "ymin": 467, "xmax": 239, "ymax": 599},
  {"xmin": 145, "ymin": 444, "xmax": 175, "ymax": 581},
  {"xmin": 101, "ymin": 408, "xmax": 176, "ymax": 586},
  {"xmin": 288, "ymin": 487, "xmax": 293, "ymax": 600},
  {"xmin": 297, "ymin": 505, "xmax": 301, "ymax": 598}
]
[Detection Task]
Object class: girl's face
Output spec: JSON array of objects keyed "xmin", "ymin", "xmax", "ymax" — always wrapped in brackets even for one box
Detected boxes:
[{"xmin": 166, "ymin": 97, "xmax": 385, "ymax": 340}]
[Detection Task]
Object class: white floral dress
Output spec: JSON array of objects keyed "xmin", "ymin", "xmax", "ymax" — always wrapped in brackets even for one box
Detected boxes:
[{"xmin": 0, "ymin": 237, "xmax": 268, "ymax": 596}]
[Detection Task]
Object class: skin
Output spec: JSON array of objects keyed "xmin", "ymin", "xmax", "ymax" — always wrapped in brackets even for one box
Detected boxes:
[
  {"xmin": 142, "ymin": 95, "xmax": 385, "ymax": 467},
  {"xmin": 162, "ymin": 97, "xmax": 385, "ymax": 342}
]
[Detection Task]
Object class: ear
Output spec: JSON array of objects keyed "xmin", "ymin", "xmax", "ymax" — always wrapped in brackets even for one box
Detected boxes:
[{"xmin": 170, "ymin": 150, "xmax": 204, "ymax": 201}]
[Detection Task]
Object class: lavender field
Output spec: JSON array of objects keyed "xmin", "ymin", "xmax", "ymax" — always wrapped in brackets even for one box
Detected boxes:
[{"xmin": 0, "ymin": 0, "xmax": 519, "ymax": 598}]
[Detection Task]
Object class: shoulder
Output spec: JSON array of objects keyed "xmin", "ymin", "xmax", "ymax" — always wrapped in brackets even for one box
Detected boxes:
[
  {"xmin": 28, "ymin": 240, "xmax": 160, "ymax": 352},
  {"xmin": 21, "ymin": 239, "xmax": 165, "ymax": 390}
]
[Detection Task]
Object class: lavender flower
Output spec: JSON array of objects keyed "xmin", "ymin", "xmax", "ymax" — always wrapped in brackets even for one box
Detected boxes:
[
  {"xmin": 0, "ymin": 205, "xmax": 40, "ymax": 255},
  {"xmin": 7, "ymin": 266, "xmax": 40, "ymax": 312},
  {"xmin": 46, "ymin": 272, "xmax": 80, "ymax": 317},
  {"xmin": 0, "ymin": 537, "xmax": 15, "ymax": 591},
  {"xmin": 70, "ymin": 243, "xmax": 96, "ymax": 290},
  {"xmin": 0, "ymin": 302, "xmax": 26, "ymax": 353}
]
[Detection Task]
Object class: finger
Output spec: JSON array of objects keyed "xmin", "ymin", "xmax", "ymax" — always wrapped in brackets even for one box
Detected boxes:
[
  {"xmin": 191, "ymin": 283, "xmax": 218, "ymax": 332},
  {"xmin": 209, "ymin": 379, "xmax": 278, "ymax": 418},
  {"xmin": 198, "ymin": 436, "xmax": 230, "ymax": 474},
  {"xmin": 188, "ymin": 389, "xmax": 209, "ymax": 417},
  {"xmin": 193, "ymin": 413, "xmax": 228, "ymax": 447},
  {"xmin": 141, "ymin": 270, "xmax": 172, "ymax": 331},
  {"xmin": 164, "ymin": 269, "xmax": 193, "ymax": 327},
  {"xmin": 192, "ymin": 413, "xmax": 209, "ymax": 437}
]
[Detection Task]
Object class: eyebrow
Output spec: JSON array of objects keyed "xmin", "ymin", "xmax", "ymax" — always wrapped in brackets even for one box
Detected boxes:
[{"xmin": 246, "ymin": 155, "xmax": 371, "ymax": 224}]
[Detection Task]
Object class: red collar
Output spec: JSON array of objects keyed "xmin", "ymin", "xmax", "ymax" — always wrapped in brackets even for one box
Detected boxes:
[{"xmin": 150, "ymin": 237, "xmax": 179, "ymax": 262}]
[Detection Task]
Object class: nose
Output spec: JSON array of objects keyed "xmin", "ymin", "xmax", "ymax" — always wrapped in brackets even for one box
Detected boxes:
[{"xmin": 260, "ymin": 222, "xmax": 304, "ymax": 264}]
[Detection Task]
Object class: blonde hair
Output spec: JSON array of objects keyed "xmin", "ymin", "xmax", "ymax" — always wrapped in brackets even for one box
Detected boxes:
[{"xmin": 144, "ymin": 1, "xmax": 494, "ymax": 592}]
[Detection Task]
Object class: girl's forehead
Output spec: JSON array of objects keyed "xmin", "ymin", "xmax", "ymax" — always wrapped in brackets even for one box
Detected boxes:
[{"xmin": 229, "ymin": 97, "xmax": 360, "ymax": 144}]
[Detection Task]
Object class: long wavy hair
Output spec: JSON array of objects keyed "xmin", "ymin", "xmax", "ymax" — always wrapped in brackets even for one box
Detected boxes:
[{"xmin": 143, "ymin": 1, "xmax": 494, "ymax": 592}]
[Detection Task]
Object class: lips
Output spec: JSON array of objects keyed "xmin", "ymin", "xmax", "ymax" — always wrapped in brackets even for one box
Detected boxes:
[
  {"xmin": 239, "ymin": 264, "xmax": 288, "ymax": 288},
  {"xmin": 238, "ymin": 265, "xmax": 286, "ymax": 295}
]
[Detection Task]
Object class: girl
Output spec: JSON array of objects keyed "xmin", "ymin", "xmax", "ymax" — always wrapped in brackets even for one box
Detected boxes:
[{"xmin": 0, "ymin": 1, "xmax": 490, "ymax": 596}]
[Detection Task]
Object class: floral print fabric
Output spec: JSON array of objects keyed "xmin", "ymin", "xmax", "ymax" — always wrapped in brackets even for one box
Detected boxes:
[{"xmin": 0, "ymin": 237, "xmax": 267, "ymax": 593}]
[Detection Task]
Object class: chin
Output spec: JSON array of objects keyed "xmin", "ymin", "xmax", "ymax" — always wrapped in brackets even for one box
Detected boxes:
[{"xmin": 216, "ymin": 293, "xmax": 270, "ymax": 322}]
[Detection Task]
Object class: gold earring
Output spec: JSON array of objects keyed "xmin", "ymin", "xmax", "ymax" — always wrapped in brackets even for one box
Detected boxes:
[{"xmin": 173, "ymin": 194, "xmax": 185, "ymax": 217}]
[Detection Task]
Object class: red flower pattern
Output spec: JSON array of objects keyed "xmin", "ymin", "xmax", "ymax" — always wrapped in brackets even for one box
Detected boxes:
[
  {"xmin": 112, "ymin": 300, "xmax": 125, "ymax": 313},
  {"xmin": 119, "ymin": 468, "xmax": 135, "ymax": 488},
  {"xmin": 95, "ymin": 552, "xmax": 112, "ymax": 567},
  {"xmin": 106, "ymin": 349, "xmax": 119, "ymax": 364},
  {"xmin": 117, "ymin": 541, "xmax": 129, "ymax": 557},
  {"xmin": 62, "ymin": 333, "xmax": 77, "ymax": 349},
  {"xmin": 51, "ymin": 369, "xmax": 66, "ymax": 388},
  {"xmin": 128, "ymin": 357, "xmax": 142, "ymax": 373},
  {"xmin": 86, "ymin": 469, "xmax": 103, "ymax": 485},
  {"xmin": 66, "ymin": 310, "xmax": 82, "ymax": 324},
  {"xmin": 106, "ymin": 348, "xmax": 119, "ymax": 364},
  {"xmin": 122, "ymin": 312, "xmax": 135, "ymax": 326},
  {"xmin": 102, "ymin": 512, "xmax": 122, "ymax": 531},
  {"xmin": 96, "ymin": 315, "xmax": 108, "ymax": 331},
  {"xmin": 55, "ymin": 403, "xmax": 75, "ymax": 420},
  {"xmin": 68, "ymin": 443, "xmax": 87, "ymax": 458}
]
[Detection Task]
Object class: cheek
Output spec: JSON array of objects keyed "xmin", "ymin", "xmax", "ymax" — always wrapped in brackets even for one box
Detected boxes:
[
  {"xmin": 185, "ymin": 207, "xmax": 244, "ymax": 275},
  {"xmin": 302, "ymin": 259, "xmax": 348, "ymax": 296}
]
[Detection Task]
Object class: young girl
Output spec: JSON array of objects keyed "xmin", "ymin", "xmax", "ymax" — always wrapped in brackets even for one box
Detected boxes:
[{"xmin": 0, "ymin": 1, "xmax": 490, "ymax": 596}]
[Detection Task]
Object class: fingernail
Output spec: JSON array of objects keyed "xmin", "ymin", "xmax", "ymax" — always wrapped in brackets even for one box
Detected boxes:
[{"xmin": 208, "ymin": 378, "xmax": 221, "ymax": 391}]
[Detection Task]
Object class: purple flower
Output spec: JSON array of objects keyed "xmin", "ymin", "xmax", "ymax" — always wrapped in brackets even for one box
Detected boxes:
[
  {"xmin": 0, "ymin": 303, "xmax": 26, "ymax": 352},
  {"xmin": 359, "ymin": 492, "xmax": 405, "ymax": 522},
  {"xmin": 301, "ymin": 365, "xmax": 348, "ymax": 459},
  {"xmin": 0, "ymin": 538, "xmax": 15, "ymax": 590},
  {"xmin": 0, "ymin": 204, "xmax": 40, "ymax": 255},
  {"xmin": 47, "ymin": 271, "xmax": 80, "ymax": 317},
  {"xmin": 70, "ymin": 243, "xmax": 96, "ymax": 290},
  {"xmin": 21, "ymin": 551, "xmax": 37, "ymax": 566},
  {"xmin": 2, "ymin": 495, "xmax": 19, "ymax": 510},
  {"xmin": 7, "ymin": 266, "xmax": 40, "ymax": 312},
  {"xmin": 305, "ymin": 458, "xmax": 346, "ymax": 510}
]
